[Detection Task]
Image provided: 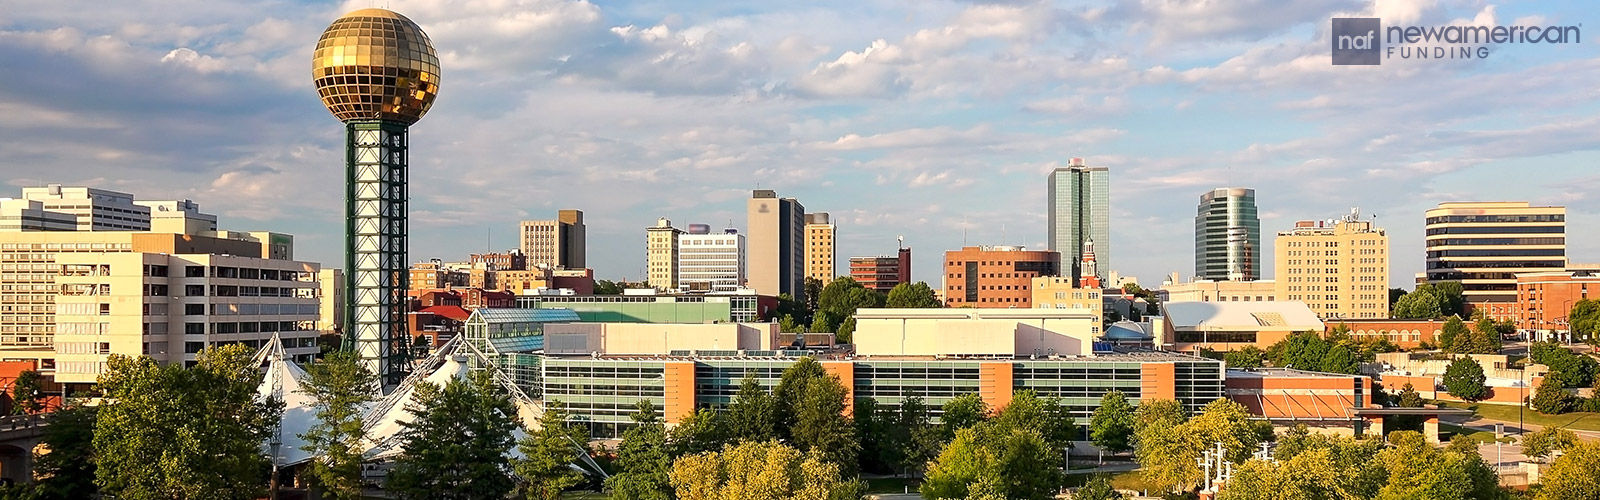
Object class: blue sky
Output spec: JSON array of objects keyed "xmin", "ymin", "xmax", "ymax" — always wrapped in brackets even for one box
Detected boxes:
[{"xmin": 3, "ymin": 0, "xmax": 1598, "ymax": 289}]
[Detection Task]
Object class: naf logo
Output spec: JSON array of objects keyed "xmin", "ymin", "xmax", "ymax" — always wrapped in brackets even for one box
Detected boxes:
[{"xmin": 1332, "ymin": 18, "xmax": 1382, "ymax": 65}]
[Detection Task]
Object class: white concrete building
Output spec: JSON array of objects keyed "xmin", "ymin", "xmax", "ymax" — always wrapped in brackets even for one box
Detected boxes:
[{"xmin": 678, "ymin": 228, "xmax": 745, "ymax": 293}]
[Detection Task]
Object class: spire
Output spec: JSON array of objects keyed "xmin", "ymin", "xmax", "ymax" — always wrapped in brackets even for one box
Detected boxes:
[{"xmin": 1080, "ymin": 239, "xmax": 1102, "ymax": 288}]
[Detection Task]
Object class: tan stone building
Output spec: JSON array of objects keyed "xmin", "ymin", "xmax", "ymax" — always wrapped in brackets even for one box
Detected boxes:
[
  {"xmin": 520, "ymin": 209, "xmax": 586, "ymax": 269},
  {"xmin": 746, "ymin": 190, "xmax": 805, "ymax": 299},
  {"xmin": 1029, "ymin": 276, "xmax": 1104, "ymax": 328},
  {"xmin": 1274, "ymin": 210, "xmax": 1389, "ymax": 319},
  {"xmin": 804, "ymin": 212, "xmax": 835, "ymax": 283},
  {"xmin": 646, "ymin": 218, "xmax": 683, "ymax": 291}
]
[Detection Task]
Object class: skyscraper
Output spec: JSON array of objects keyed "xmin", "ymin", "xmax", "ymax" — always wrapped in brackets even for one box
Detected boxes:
[
  {"xmin": 520, "ymin": 209, "xmax": 586, "ymax": 269},
  {"xmin": 312, "ymin": 7, "xmax": 441, "ymax": 387},
  {"xmin": 805, "ymin": 212, "xmax": 835, "ymax": 282},
  {"xmin": 747, "ymin": 190, "xmax": 806, "ymax": 301},
  {"xmin": 1047, "ymin": 159, "xmax": 1109, "ymax": 287},
  {"xmin": 1194, "ymin": 188, "xmax": 1261, "ymax": 281},
  {"xmin": 646, "ymin": 218, "xmax": 683, "ymax": 291},
  {"xmin": 1425, "ymin": 201, "xmax": 1566, "ymax": 304},
  {"xmin": 1274, "ymin": 209, "xmax": 1390, "ymax": 319}
]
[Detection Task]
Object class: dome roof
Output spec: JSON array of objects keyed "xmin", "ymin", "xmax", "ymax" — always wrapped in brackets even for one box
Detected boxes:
[
  {"xmin": 311, "ymin": 8, "xmax": 440, "ymax": 124},
  {"xmin": 1103, "ymin": 320, "xmax": 1153, "ymax": 340}
]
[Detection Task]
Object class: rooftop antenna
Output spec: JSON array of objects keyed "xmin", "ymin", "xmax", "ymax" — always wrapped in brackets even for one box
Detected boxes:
[{"xmin": 962, "ymin": 216, "xmax": 969, "ymax": 246}]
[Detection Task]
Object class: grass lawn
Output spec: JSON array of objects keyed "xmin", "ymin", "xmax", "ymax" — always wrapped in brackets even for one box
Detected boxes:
[{"xmin": 1432, "ymin": 400, "xmax": 1600, "ymax": 432}]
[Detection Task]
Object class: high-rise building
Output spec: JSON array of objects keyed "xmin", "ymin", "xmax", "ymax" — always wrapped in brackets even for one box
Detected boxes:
[
  {"xmin": 646, "ymin": 218, "xmax": 684, "ymax": 291},
  {"xmin": 469, "ymin": 250, "xmax": 526, "ymax": 271},
  {"xmin": 1425, "ymin": 201, "xmax": 1566, "ymax": 304},
  {"xmin": 805, "ymin": 212, "xmax": 835, "ymax": 283},
  {"xmin": 1274, "ymin": 209, "xmax": 1390, "ymax": 319},
  {"xmin": 747, "ymin": 190, "xmax": 805, "ymax": 300},
  {"xmin": 313, "ymin": 7, "xmax": 441, "ymax": 387},
  {"xmin": 942, "ymin": 246, "xmax": 1059, "ymax": 308},
  {"xmin": 1048, "ymin": 159, "xmax": 1110, "ymax": 286},
  {"xmin": 1195, "ymin": 188, "xmax": 1261, "ymax": 281},
  {"xmin": 679, "ymin": 227, "xmax": 745, "ymax": 293},
  {"xmin": 138, "ymin": 200, "xmax": 217, "ymax": 235},
  {"xmin": 850, "ymin": 246, "xmax": 911, "ymax": 293},
  {"xmin": 520, "ymin": 209, "xmax": 587, "ymax": 270}
]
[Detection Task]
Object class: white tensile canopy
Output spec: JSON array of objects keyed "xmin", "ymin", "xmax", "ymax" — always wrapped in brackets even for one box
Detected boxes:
[{"xmin": 254, "ymin": 333, "xmax": 320, "ymax": 466}]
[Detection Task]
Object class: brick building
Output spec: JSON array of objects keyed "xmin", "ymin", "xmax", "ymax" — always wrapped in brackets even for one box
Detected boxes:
[{"xmin": 942, "ymin": 246, "xmax": 1059, "ymax": 308}]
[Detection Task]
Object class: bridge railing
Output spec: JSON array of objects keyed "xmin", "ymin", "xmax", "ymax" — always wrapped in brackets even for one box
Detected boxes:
[{"xmin": 0, "ymin": 414, "xmax": 48, "ymax": 433}]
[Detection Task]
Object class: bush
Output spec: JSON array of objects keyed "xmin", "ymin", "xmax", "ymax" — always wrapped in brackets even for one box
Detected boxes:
[{"xmin": 1532, "ymin": 374, "xmax": 1573, "ymax": 415}]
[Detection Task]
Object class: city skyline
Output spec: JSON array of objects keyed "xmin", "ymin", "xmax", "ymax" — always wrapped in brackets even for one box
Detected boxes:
[{"xmin": 4, "ymin": 0, "xmax": 1600, "ymax": 288}]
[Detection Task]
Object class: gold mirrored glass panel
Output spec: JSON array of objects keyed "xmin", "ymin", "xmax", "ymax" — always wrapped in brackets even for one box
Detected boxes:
[{"xmin": 311, "ymin": 9, "xmax": 441, "ymax": 124}]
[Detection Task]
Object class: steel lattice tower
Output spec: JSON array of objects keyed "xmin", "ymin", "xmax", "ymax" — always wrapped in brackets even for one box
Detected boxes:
[{"xmin": 312, "ymin": 8, "xmax": 441, "ymax": 390}]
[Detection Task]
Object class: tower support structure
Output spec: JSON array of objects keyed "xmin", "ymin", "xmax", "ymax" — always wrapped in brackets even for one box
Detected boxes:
[{"xmin": 344, "ymin": 120, "xmax": 411, "ymax": 389}]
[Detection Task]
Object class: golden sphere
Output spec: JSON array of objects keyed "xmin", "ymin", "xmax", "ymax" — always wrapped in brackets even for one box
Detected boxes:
[{"xmin": 311, "ymin": 8, "xmax": 440, "ymax": 124}]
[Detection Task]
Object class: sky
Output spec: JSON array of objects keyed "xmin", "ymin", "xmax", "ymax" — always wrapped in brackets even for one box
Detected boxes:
[{"xmin": 2, "ymin": 0, "xmax": 1599, "ymax": 289}]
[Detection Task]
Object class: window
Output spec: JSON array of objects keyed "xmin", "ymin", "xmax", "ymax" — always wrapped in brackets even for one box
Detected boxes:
[
  {"xmin": 185, "ymin": 304, "xmax": 205, "ymax": 315},
  {"xmin": 185, "ymin": 285, "xmax": 205, "ymax": 296},
  {"xmin": 185, "ymin": 266, "xmax": 205, "ymax": 277},
  {"xmin": 184, "ymin": 323, "xmax": 205, "ymax": 335}
]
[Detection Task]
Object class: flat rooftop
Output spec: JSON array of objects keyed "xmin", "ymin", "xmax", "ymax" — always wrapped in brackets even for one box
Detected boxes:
[{"xmin": 1225, "ymin": 367, "xmax": 1360, "ymax": 378}]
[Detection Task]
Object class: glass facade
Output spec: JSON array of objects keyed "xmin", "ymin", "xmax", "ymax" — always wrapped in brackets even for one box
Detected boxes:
[
  {"xmin": 1047, "ymin": 166, "xmax": 1110, "ymax": 283},
  {"xmin": 1423, "ymin": 203, "xmax": 1566, "ymax": 301},
  {"xmin": 1194, "ymin": 188, "xmax": 1261, "ymax": 281}
]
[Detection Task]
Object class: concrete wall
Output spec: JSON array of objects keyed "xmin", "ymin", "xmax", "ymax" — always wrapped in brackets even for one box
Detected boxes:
[
  {"xmin": 543, "ymin": 322, "xmax": 779, "ymax": 355},
  {"xmin": 853, "ymin": 314, "xmax": 1094, "ymax": 357}
]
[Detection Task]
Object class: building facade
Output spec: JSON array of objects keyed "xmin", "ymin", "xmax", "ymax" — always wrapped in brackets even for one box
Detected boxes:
[
  {"xmin": 1515, "ymin": 271, "xmax": 1598, "ymax": 333},
  {"xmin": 520, "ymin": 209, "xmax": 587, "ymax": 269},
  {"xmin": 1162, "ymin": 280, "xmax": 1276, "ymax": 303},
  {"xmin": 746, "ymin": 190, "xmax": 805, "ymax": 301},
  {"xmin": 318, "ymin": 268, "xmax": 345, "ymax": 333},
  {"xmin": 1274, "ymin": 210, "xmax": 1390, "ymax": 319},
  {"xmin": 1047, "ymin": 159, "xmax": 1110, "ymax": 286},
  {"xmin": 646, "ymin": 218, "xmax": 683, "ymax": 291},
  {"xmin": 1425, "ymin": 202, "xmax": 1565, "ymax": 304},
  {"xmin": 850, "ymin": 247, "xmax": 911, "ymax": 293},
  {"xmin": 804, "ymin": 213, "xmax": 835, "ymax": 283},
  {"xmin": 678, "ymin": 228, "xmax": 745, "ymax": 293},
  {"xmin": 1195, "ymin": 187, "xmax": 1261, "ymax": 281},
  {"xmin": 1028, "ymin": 277, "xmax": 1105, "ymax": 328},
  {"xmin": 469, "ymin": 250, "xmax": 526, "ymax": 271},
  {"xmin": 518, "ymin": 292, "xmax": 769, "ymax": 323},
  {"xmin": 20, "ymin": 184, "xmax": 152, "ymax": 231},
  {"xmin": 941, "ymin": 246, "xmax": 1060, "ymax": 308},
  {"xmin": 1328, "ymin": 318, "xmax": 1445, "ymax": 349},
  {"xmin": 1163, "ymin": 300, "xmax": 1324, "ymax": 352}
]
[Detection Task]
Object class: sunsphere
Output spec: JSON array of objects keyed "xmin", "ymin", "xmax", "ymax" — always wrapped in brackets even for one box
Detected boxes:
[{"xmin": 312, "ymin": 8, "xmax": 440, "ymax": 124}]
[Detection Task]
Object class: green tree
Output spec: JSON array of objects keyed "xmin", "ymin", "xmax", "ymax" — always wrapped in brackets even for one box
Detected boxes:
[
  {"xmin": 94, "ymin": 345, "xmax": 281, "ymax": 500},
  {"xmin": 815, "ymin": 278, "xmax": 884, "ymax": 341},
  {"xmin": 921, "ymin": 425, "xmax": 1061, "ymax": 500},
  {"xmin": 1530, "ymin": 342, "xmax": 1597, "ymax": 388},
  {"xmin": 669, "ymin": 440, "xmax": 861, "ymax": 500},
  {"xmin": 1570, "ymin": 299, "xmax": 1600, "ymax": 346},
  {"xmin": 885, "ymin": 282, "xmax": 942, "ymax": 308},
  {"xmin": 10, "ymin": 370, "xmax": 45, "ymax": 415},
  {"xmin": 1433, "ymin": 281, "xmax": 1466, "ymax": 317},
  {"xmin": 1319, "ymin": 344, "xmax": 1359, "ymax": 374},
  {"xmin": 1538, "ymin": 440, "xmax": 1600, "ymax": 500},
  {"xmin": 1267, "ymin": 331, "xmax": 1330, "ymax": 371},
  {"xmin": 299, "ymin": 351, "xmax": 379, "ymax": 499},
  {"xmin": 1375, "ymin": 431, "xmax": 1503, "ymax": 500},
  {"xmin": 1533, "ymin": 373, "xmax": 1574, "ymax": 415},
  {"xmin": 1439, "ymin": 315, "xmax": 1469, "ymax": 352},
  {"xmin": 514, "ymin": 401, "xmax": 590, "ymax": 500},
  {"xmin": 1075, "ymin": 474, "xmax": 1123, "ymax": 500},
  {"xmin": 1393, "ymin": 286, "xmax": 1444, "ymax": 319},
  {"xmin": 595, "ymin": 280, "xmax": 624, "ymax": 295},
  {"xmin": 1089, "ymin": 390, "xmax": 1135, "ymax": 454},
  {"xmin": 668, "ymin": 408, "xmax": 727, "ymax": 456},
  {"xmin": 1389, "ymin": 382, "xmax": 1426, "ymax": 432},
  {"xmin": 809, "ymin": 311, "xmax": 840, "ymax": 335},
  {"xmin": 1131, "ymin": 399, "xmax": 1189, "ymax": 493},
  {"xmin": 793, "ymin": 372, "xmax": 858, "ymax": 474},
  {"xmin": 854, "ymin": 397, "xmax": 890, "ymax": 474},
  {"xmin": 605, "ymin": 400, "xmax": 673, "ymax": 500},
  {"xmin": 726, "ymin": 375, "xmax": 778, "ymax": 443},
  {"xmin": 939, "ymin": 393, "xmax": 989, "ymax": 440},
  {"xmin": 804, "ymin": 277, "xmax": 824, "ymax": 316},
  {"xmin": 31, "ymin": 405, "xmax": 96, "ymax": 500},
  {"xmin": 388, "ymin": 373, "xmax": 520, "ymax": 500},
  {"xmin": 1389, "ymin": 288, "xmax": 1407, "ymax": 310},
  {"xmin": 991, "ymin": 390, "xmax": 1076, "ymax": 454},
  {"xmin": 1442, "ymin": 357, "xmax": 1489, "ymax": 401},
  {"xmin": 892, "ymin": 394, "xmax": 939, "ymax": 476},
  {"xmin": 1223, "ymin": 346, "xmax": 1265, "ymax": 369},
  {"xmin": 774, "ymin": 357, "xmax": 828, "ymax": 440},
  {"xmin": 1520, "ymin": 426, "xmax": 1578, "ymax": 463}
]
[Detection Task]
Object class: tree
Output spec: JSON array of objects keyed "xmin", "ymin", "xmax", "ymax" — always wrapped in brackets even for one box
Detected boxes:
[
  {"xmin": 1442, "ymin": 357, "xmax": 1489, "ymax": 401},
  {"xmin": 1520, "ymin": 426, "xmax": 1578, "ymax": 462},
  {"xmin": 815, "ymin": 278, "xmax": 884, "ymax": 341},
  {"xmin": 854, "ymin": 397, "xmax": 890, "ymax": 474},
  {"xmin": 1374, "ymin": 431, "xmax": 1503, "ymax": 500},
  {"xmin": 1131, "ymin": 399, "xmax": 1189, "ymax": 493},
  {"xmin": 991, "ymin": 390, "xmax": 1076, "ymax": 455},
  {"xmin": 1389, "ymin": 382, "xmax": 1426, "ymax": 432},
  {"xmin": 885, "ymin": 282, "xmax": 942, "ymax": 308},
  {"xmin": 726, "ymin": 375, "xmax": 778, "ymax": 443},
  {"xmin": 804, "ymin": 277, "xmax": 824, "ymax": 317},
  {"xmin": 605, "ymin": 400, "xmax": 673, "ymax": 500},
  {"xmin": 514, "ymin": 401, "xmax": 590, "ymax": 500},
  {"xmin": 1570, "ymin": 299, "xmax": 1600, "ymax": 346},
  {"xmin": 299, "ymin": 351, "xmax": 379, "ymax": 499},
  {"xmin": 669, "ymin": 440, "xmax": 861, "ymax": 500},
  {"xmin": 1389, "ymin": 288, "xmax": 1407, "ymax": 310},
  {"xmin": 10, "ymin": 370, "xmax": 44, "ymax": 415},
  {"xmin": 1319, "ymin": 344, "xmax": 1358, "ymax": 374},
  {"xmin": 922, "ymin": 425, "xmax": 1061, "ymax": 500},
  {"xmin": 1439, "ymin": 315, "xmax": 1469, "ymax": 352},
  {"xmin": 1533, "ymin": 373, "xmax": 1575, "ymax": 415},
  {"xmin": 1433, "ymin": 281, "xmax": 1466, "ymax": 317},
  {"xmin": 1392, "ymin": 287, "xmax": 1442, "ymax": 319},
  {"xmin": 31, "ymin": 405, "xmax": 96, "ymax": 500},
  {"xmin": 1223, "ymin": 346, "xmax": 1265, "ymax": 369},
  {"xmin": 774, "ymin": 357, "xmax": 828, "ymax": 439},
  {"xmin": 669, "ymin": 408, "xmax": 727, "ymax": 456},
  {"xmin": 1538, "ymin": 440, "xmax": 1600, "ymax": 500},
  {"xmin": 793, "ymin": 373, "xmax": 858, "ymax": 474},
  {"xmin": 94, "ymin": 345, "xmax": 282, "ymax": 500},
  {"xmin": 892, "ymin": 394, "xmax": 939, "ymax": 476},
  {"xmin": 940, "ymin": 393, "xmax": 989, "ymax": 440},
  {"xmin": 1090, "ymin": 390, "xmax": 1136, "ymax": 454},
  {"xmin": 1266, "ymin": 331, "xmax": 1329, "ymax": 371},
  {"xmin": 595, "ymin": 280, "xmax": 624, "ymax": 295},
  {"xmin": 388, "ymin": 372, "xmax": 520, "ymax": 500},
  {"xmin": 1075, "ymin": 474, "xmax": 1123, "ymax": 500}
]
